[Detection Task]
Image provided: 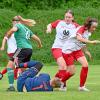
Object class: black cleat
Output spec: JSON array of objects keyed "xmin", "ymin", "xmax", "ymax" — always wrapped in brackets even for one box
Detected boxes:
[
  {"xmin": 7, "ymin": 86, "xmax": 16, "ymax": 91},
  {"xmin": 0, "ymin": 72, "xmax": 3, "ymax": 80}
]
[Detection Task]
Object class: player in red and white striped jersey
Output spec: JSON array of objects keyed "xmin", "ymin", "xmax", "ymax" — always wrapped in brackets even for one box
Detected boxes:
[
  {"xmin": 62, "ymin": 17, "xmax": 100, "ymax": 91},
  {"xmin": 46, "ymin": 10, "xmax": 80, "ymax": 91}
]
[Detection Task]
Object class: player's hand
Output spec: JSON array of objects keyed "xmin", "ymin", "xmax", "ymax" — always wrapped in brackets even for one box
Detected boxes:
[
  {"xmin": 88, "ymin": 54, "xmax": 93, "ymax": 61},
  {"xmin": 38, "ymin": 44, "xmax": 42, "ymax": 48},
  {"xmin": 95, "ymin": 40, "xmax": 100, "ymax": 43},
  {"xmin": 14, "ymin": 57, "xmax": 19, "ymax": 69},
  {"xmin": 0, "ymin": 47, "xmax": 4, "ymax": 51},
  {"xmin": 90, "ymin": 40, "xmax": 100, "ymax": 44},
  {"xmin": 46, "ymin": 29, "xmax": 52, "ymax": 34}
]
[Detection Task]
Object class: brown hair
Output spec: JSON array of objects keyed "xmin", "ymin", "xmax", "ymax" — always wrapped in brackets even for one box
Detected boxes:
[
  {"xmin": 84, "ymin": 17, "xmax": 98, "ymax": 30},
  {"xmin": 65, "ymin": 9, "xmax": 74, "ymax": 16}
]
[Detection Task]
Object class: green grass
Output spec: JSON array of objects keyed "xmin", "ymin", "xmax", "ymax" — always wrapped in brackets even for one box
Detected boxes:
[{"xmin": 0, "ymin": 65, "xmax": 100, "ymax": 100}]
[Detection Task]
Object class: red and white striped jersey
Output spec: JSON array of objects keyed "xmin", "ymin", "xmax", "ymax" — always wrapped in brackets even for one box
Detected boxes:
[
  {"xmin": 62, "ymin": 26, "xmax": 91, "ymax": 54},
  {"xmin": 51, "ymin": 20, "xmax": 79, "ymax": 49}
]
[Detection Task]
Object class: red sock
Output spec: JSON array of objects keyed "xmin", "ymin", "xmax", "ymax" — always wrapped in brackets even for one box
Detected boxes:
[
  {"xmin": 55, "ymin": 70, "xmax": 66, "ymax": 78},
  {"xmin": 1, "ymin": 68, "xmax": 7, "ymax": 75},
  {"xmin": 14, "ymin": 68, "xmax": 18, "ymax": 80},
  {"xmin": 80, "ymin": 67, "xmax": 88, "ymax": 87},
  {"xmin": 61, "ymin": 71, "xmax": 73, "ymax": 82}
]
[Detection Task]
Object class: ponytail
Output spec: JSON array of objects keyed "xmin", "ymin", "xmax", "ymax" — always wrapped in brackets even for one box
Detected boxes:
[
  {"xmin": 12, "ymin": 16, "xmax": 36, "ymax": 27},
  {"xmin": 20, "ymin": 19, "xmax": 36, "ymax": 27},
  {"xmin": 84, "ymin": 17, "xmax": 98, "ymax": 29}
]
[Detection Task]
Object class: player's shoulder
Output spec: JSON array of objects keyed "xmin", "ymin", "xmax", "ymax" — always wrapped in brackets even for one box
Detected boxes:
[
  {"xmin": 51, "ymin": 19, "xmax": 62, "ymax": 28},
  {"xmin": 72, "ymin": 21, "xmax": 80, "ymax": 27},
  {"xmin": 51, "ymin": 19, "xmax": 62, "ymax": 24},
  {"xmin": 77, "ymin": 26, "xmax": 86, "ymax": 34}
]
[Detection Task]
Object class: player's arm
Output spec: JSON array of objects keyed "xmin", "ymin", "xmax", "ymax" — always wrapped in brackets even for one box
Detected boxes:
[
  {"xmin": 6, "ymin": 26, "xmax": 18, "ymax": 38},
  {"xmin": 0, "ymin": 27, "xmax": 17, "ymax": 51},
  {"xmin": 46, "ymin": 20, "xmax": 60, "ymax": 34},
  {"xmin": 0, "ymin": 36, "xmax": 8, "ymax": 51},
  {"xmin": 76, "ymin": 34, "xmax": 100, "ymax": 44},
  {"xmin": 46, "ymin": 24, "xmax": 53, "ymax": 34},
  {"xmin": 31, "ymin": 34, "xmax": 42, "ymax": 48}
]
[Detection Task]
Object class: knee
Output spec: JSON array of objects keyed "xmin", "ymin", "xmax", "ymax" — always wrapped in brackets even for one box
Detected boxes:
[
  {"xmin": 82, "ymin": 62, "xmax": 88, "ymax": 67},
  {"xmin": 70, "ymin": 69, "xmax": 76, "ymax": 75}
]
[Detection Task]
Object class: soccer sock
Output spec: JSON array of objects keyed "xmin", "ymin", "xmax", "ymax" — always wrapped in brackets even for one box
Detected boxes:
[
  {"xmin": 14, "ymin": 68, "xmax": 18, "ymax": 80},
  {"xmin": 1, "ymin": 68, "xmax": 7, "ymax": 75},
  {"xmin": 55, "ymin": 70, "xmax": 66, "ymax": 78},
  {"xmin": 55, "ymin": 71, "xmax": 59, "ymax": 77},
  {"xmin": 61, "ymin": 71, "xmax": 73, "ymax": 82},
  {"xmin": 19, "ymin": 60, "xmax": 39, "ymax": 68},
  {"xmin": 80, "ymin": 67, "xmax": 88, "ymax": 87},
  {"xmin": 7, "ymin": 68, "xmax": 14, "ymax": 86}
]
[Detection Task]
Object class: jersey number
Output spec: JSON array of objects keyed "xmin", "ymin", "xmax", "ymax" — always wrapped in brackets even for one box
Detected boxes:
[{"xmin": 25, "ymin": 28, "xmax": 31, "ymax": 39}]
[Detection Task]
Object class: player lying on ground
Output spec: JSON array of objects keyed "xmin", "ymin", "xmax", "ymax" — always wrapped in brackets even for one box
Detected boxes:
[{"xmin": 17, "ymin": 61, "xmax": 64, "ymax": 92}]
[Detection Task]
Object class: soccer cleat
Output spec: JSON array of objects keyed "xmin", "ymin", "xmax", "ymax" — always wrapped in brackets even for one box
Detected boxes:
[
  {"xmin": 0, "ymin": 72, "xmax": 3, "ymax": 80},
  {"xmin": 59, "ymin": 86, "xmax": 67, "ymax": 91},
  {"xmin": 78, "ymin": 86, "xmax": 90, "ymax": 92},
  {"xmin": 6, "ymin": 86, "xmax": 16, "ymax": 91},
  {"xmin": 59, "ymin": 82, "xmax": 67, "ymax": 91}
]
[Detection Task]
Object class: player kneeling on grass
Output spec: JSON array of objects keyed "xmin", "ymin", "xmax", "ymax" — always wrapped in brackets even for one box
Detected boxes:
[{"xmin": 17, "ymin": 61, "xmax": 63, "ymax": 92}]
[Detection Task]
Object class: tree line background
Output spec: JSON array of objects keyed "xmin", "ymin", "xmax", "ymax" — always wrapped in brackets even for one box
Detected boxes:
[{"xmin": 0, "ymin": 0, "xmax": 100, "ymax": 12}]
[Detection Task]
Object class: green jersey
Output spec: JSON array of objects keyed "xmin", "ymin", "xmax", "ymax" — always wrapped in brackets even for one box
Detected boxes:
[{"xmin": 14, "ymin": 23, "xmax": 33, "ymax": 49}]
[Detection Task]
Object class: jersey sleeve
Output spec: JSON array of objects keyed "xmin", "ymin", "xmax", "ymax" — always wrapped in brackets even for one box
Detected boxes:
[
  {"xmin": 76, "ymin": 26, "xmax": 85, "ymax": 36},
  {"xmin": 73, "ymin": 22, "xmax": 80, "ymax": 28},
  {"xmin": 51, "ymin": 20, "xmax": 61, "ymax": 28}
]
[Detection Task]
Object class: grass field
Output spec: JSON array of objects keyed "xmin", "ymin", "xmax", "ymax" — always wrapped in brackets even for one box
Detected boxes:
[{"xmin": 0, "ymin": 65, "xmax": 100, "ymax": 100}]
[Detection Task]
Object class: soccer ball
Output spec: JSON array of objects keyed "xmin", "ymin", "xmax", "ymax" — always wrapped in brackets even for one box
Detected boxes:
[{"xmin": 0, "ymin": 72, "xmax": 3, "ymax": 80}]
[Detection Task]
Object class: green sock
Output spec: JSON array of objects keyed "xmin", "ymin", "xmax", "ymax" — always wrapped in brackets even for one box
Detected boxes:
[{"xmin": 7, "ymin": 68, "xmax": 14, "ymax": 86}]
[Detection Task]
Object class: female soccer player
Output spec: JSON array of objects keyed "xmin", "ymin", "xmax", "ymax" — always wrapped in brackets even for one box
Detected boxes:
[
  {"xmin": 0, "ymin": 33, "xmax": 17, "ymax": 91},
  {"xmin": 46, "ymin": 9, "xmax": 80, "ymax": 90},
  {"xmin": 1, "ymin": 16, "xmax": 42, "ymax": 91},
  {"xmin": 61, "ymin": 17, "xmax": 100, "ymax": 91}
]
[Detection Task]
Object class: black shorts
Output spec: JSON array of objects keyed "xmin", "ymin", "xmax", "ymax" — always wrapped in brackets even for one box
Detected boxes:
[{"xmin": 12, "ymin": 48, "xmax": 32, "ymax": 64}]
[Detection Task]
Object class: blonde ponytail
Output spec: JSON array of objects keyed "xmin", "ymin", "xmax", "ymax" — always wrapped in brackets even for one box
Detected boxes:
[
  {"xmin": 13, "ymin": 16, "xmax": 36, "ymax": 27},
  {"xmin": 20, "ymin": 19, "xmax": 36, "ymax": 27}
]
